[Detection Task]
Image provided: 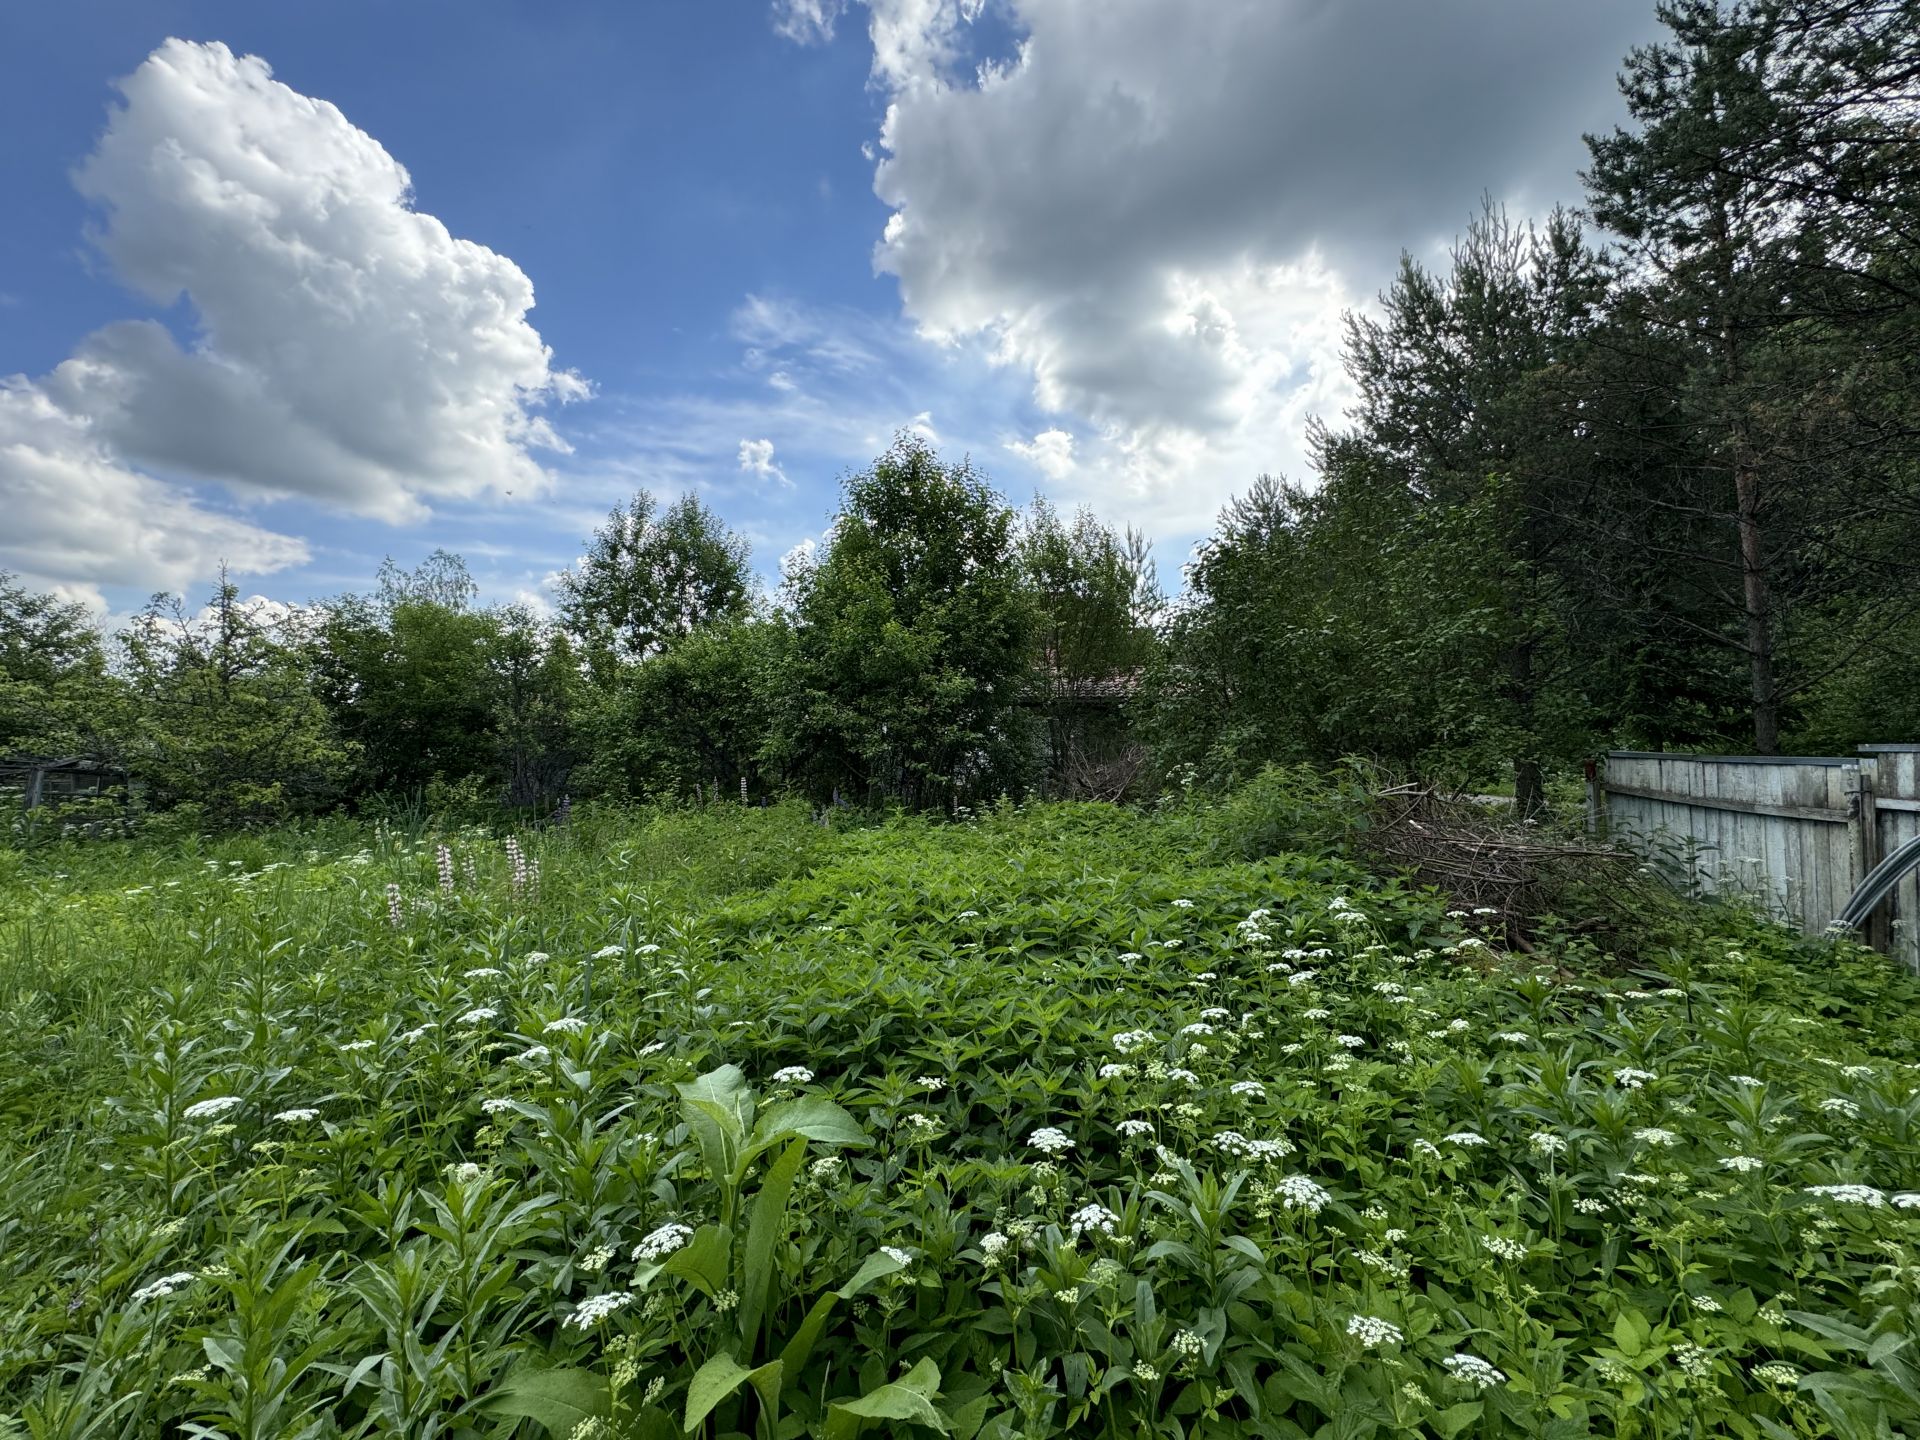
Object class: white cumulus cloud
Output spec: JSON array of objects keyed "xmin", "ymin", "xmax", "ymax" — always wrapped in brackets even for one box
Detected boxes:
[
  {"xmin": 738, "ymin": 437, "xmax": 790, "ymax": 486},
  {"xmin": 0, "ymin": 37, "xmax": 585, "ymax": 594},
  {"xmin": 780, "ymin": 0, "xmax": 1656, "ymax": 531},
  {"xmin": 0, "ymin": 378, "xmax": 310, "ymax": 604},
  {"xmin": 1007, "ymin": 427, "xmax": 1075, "ymax": 480}
]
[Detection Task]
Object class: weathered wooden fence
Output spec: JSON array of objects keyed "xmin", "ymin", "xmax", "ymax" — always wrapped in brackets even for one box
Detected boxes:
[{"xmin": 1600, "ymin": 746, "xmax": 1920, "ymax": 971}]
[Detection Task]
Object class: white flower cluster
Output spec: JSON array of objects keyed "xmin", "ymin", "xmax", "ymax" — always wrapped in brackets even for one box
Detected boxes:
[
  {"xmin": 1805, "ymin": 1184, "xmax": 1885, "ymax": 1206},
  {"xmin": 770, "ymin": 1066, "xmax": 814, "ymax": 1085},
  {"xmin": 1528, "ymin": 1132, "xmax": 1567, "ymax": 1157},
  {"xmin": 481, "ymin": 1097, "xmax": 517, "ymax": 1115},
  {"xmin": 566, "ymin": 1292, "xmax": 634, "ymax": 1329},
  {"xmin": 183, "ymin": 1097, "xmax": 243, "ymax": 1122},
  {"xmin": 1229, "ymin": 1080, "xmax": 1265, "ymax": 1099},
  {"xmin": 1213, "ymin": 1131, "xmax": 1295, "ymax": 1163},
  {"xmin": 272, "ymin": 1108, "xmax": 320, "ymax": 1123},
  {"xmin": 1442, "ymin": 1353, "xmax": 1506, "ymax": 1389},
  {"xmin": 1118, "ymin": 1119, "xmax": 1154, "ymax": 1139},
  {"xmin": 1069, "ymin": 1203, "xmax": 1119, "ymax": 1240},
  {"xmin": 1030, "ymin": 1127, "xmax": 1075, "ymax": 1155},
  {"xmin": 543, "ymin": 1017, "xmax": 587, "ymax": 1035},
  {"xmin": 1482, "ymin": 1234, "xmax": 1528, "ymax": 1261},
  {"xmin": 978, "ymin": 1232, "xmax": 1012, "ymax": 1260},
  {"xmin": 1275, "ymin": 1174, "xmax": 1332, "ymax": 1214},
  {"xmin": 882, "ymin": 1246, "xmax": 914, "ymax": 1266},
  {"xmin": 131, "ymin": 1271, "xmax": 199, "ymax": 1302},
  {"xmin": 1112, "ymin": 1030, "xmax": 1154, "ymax": 1055},
  {"xmin": 1613, "ymin": 1068, "xmax": 1657, "ymax": 1089},
  {"xmin": 1442, "ymin": 1132, "xmax": 1489, "ymax": 1147},
  {"xmin": 1820, "ymin": 1097, "xmax": 1862, "ymax": 1119},
  {"xmin": 632, "ymin": 1222, "xmax": 694, "ymax": 1262},
  {"xmin": 456, "ymin": 1007, "xmax": 498, "ymax": 1025},
  {"xmin": 1347, "ymin": 1314, "xmax": 1403, "ymax": 1348},
  {"xmin": 1720, "ymin": 1155, "xmax": 1764, "ymax": 1173},
  {"xmin": 1633, "ymin": 1127, "xmax": 1680, "ymax": 1147}
]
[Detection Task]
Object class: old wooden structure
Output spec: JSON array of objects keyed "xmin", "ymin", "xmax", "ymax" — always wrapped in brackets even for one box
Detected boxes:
[
  {"xmin": 1599, "ymin": 746, "xmax": 1920, "ymax": 971},
  {"xmin": 0, "ymin": 755, "xmax": 126, "ymax": 810}
]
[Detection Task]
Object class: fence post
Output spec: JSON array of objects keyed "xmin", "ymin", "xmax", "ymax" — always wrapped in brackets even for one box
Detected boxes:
[
  {"xmin": 1584, "ymin": 757, "xmax": 1602, "ymax": 837},
  {"xmin": 1851, "ymin": 756, "xmax": 1891, "ymax": 954}
]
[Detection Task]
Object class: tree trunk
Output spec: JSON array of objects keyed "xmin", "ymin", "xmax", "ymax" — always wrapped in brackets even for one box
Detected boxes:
[{"xmin": 1734, "ymin": 455, "xmax": 1779, "ymax": 753}]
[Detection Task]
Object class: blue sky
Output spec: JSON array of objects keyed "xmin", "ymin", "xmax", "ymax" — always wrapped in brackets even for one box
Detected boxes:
[{"xmin": 0, "ymin": 1, "xmax": 1661, "ymax": 618}]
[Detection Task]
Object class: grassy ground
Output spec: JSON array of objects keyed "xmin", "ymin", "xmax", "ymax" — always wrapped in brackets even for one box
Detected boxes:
[{"xmin": 3, "ymin": 798, "xmax": 1920, "ymax": 1438}]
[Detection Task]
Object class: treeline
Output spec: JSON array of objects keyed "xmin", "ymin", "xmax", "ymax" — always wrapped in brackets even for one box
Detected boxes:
[
  {"xmin": 0, "ymin": 442, "xmax": 1158, "ymax": 824},
  {"xmin": 3, "ymin": 0, "xmax": 1917, "ymax": 826},
  {"xmin": 1150, "ymin": 0, "xmax": 1920, "ymax": 809}
]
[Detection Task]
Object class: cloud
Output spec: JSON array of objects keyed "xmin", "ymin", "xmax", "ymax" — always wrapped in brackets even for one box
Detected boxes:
[
  {"xmin": 0, "ymin": 378, "xmax": 309, "ymax": 601},
  {"xmin": 0, "ymin": 38, "xmax": 584, "ymax": 594},
  {"xmin": 781, "ymin": 0, "xmax": 1657, "ymax": 530},
  {"xmin": 738, "ymin": 437, "xmax": 790, "ymax": 485},
  {"xmin": 1006, "ymin": 426, "xmax": 1074, "ymax": 480},
  {"xmin": 772, "ymin": 0, "xmax": 848, "ymax": 44}
]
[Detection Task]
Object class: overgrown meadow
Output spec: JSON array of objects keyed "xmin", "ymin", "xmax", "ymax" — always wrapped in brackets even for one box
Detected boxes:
[{"xmin": 6, "ymin": 800, "xmax": 1920, "ymax": 1439}]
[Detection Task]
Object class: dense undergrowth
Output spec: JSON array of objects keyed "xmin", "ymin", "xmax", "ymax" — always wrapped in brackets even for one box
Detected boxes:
[{"xmin": 4, "ymin": 798, "xmax": 1920, "ymax": 1438}]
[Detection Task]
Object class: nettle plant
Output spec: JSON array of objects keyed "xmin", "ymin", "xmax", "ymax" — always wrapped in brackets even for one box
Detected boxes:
[{"xmin": 7, "ymin": 802, "xmax": 1920, "ymax": 1438}]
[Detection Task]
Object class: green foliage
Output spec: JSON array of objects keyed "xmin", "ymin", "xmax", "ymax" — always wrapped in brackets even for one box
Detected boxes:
[
  {"xmin": 313, "ymin": 554, "xmax": 581, "ymax": 812},
  {"xmin": 778, "ymin": 436, "xmax": 1036, "ymax": 809},
  {"xmin": 120, "ymin": 577, "xmax": 350, "ymax": 824},
  {"xmin": 0, "ymin": 572, "xmax": 114, "ymax": 760},
  {"xmin": 1, "ymin": 797, "xmax": 1918, "ymax": 1436},
  {"xmin": 575, "ymin": 620, "xmax": 787, "ymax": 804},
  {"xmin": 1018, "ymin": 500, "xmax": 1160, "ymax": 799},
  {"xmin": 557, "ymin": 494, "xmax": 753, "ymax": 676}
]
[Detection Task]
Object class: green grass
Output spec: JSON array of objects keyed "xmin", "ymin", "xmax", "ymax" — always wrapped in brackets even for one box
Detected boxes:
[{"xmin": 4, "ymin": 798, "xmax": 1920, "ymax": 1438}]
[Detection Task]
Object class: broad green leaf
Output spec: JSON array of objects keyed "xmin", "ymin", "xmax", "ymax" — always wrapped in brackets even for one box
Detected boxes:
[
  {"xmin": 778, "ymin": 1291, "xmax": 841, "ymax": 1381},
  {"xmin": 837, "ymin": 1249, "xmax": 908, "ymax": 1298},
  {"xmin": 484, "ymin": 1367, "xmax": 611, "ymax": 1438},
  {"xmin": 747, "ymin": 1097, "xmax": 872, "ymax": 1160},
  {"xmin": 684, "ymin": 1353, "xmax": 753, "ymax": 1433},
  {"xmin": 677, "ymin": 1065, "xmax": 755, "ymax": 1175},
  {"xmin": 664, "ymin": 1223, "xmax": 733, "ymax": 1298},
  {"xmin": 1430, "ymin": 1401, "xmax": 1483, "ymax": 1439},
  {"xmin": 824, "ymin": 1359, "xmax": 948, "ymax": 1440},
  {"xmin": 740, "ymin": 1136, "xmax": 808, "ymax": 1344}
]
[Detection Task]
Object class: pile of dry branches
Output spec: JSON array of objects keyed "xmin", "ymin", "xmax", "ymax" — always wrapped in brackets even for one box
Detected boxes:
[{"xmin": 1359, "ymin": 783, "xmax": 1652, "ymax": 950}]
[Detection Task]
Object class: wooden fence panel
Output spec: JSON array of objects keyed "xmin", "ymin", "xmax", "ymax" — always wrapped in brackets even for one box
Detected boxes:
[
  {"xmin": 1601, "ymin": 751, "xmax": 1883, "ymax": 957},
  {"xmin": 1863, "ymin": 747, "xmax": 1920, "ymax": 971}
]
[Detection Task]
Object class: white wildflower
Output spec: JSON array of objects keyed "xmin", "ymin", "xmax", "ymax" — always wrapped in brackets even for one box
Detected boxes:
[
  {"xmin": 1347, "ymin": 1315, "xmax": 1403, "ymax": 1348},
  {"xmin": 566, "ymin": 1292, "xmax": 635, "ymax": 1328},
  {"xmin": 1030, "ymin": 1127, "xmax": 1075, "ymax": 1155},
  {"xmin": 1805, "ymin": 1184, "xmax": 1885, "ymax": 1206},
  {"xmin": 1069, "ymin": 1203, "xmax": 1119, "ymax": 1240},
  {"xmin": 1442, "ymin": 1353, "xmax": 1506, "ymax": 1389},
  {"xmin": 183, "ymin": 1097, "xmax": 243, "ymax": 1122},
  {"xmin": 632, "ymin": 1222, "xmax": 694, "ymax": 1262},
  {"xmin": 131, "ymin": 1271, "xmax": 199, "ymax": 1302},
  {"xmin": 1276, "ymin": 1174, "xmax": 1332, "ymax": 1214}
]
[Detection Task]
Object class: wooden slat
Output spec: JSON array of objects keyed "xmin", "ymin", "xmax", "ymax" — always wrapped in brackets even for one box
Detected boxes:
[{"xmin": 1601, "ymin": 781, "xmax": 1848, "ymax": 824}]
